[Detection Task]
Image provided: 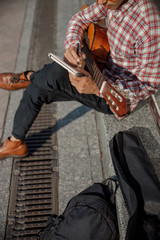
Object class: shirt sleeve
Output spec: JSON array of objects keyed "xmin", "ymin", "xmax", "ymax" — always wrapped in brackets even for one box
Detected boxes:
[
  {"xmin": 111, "ymin": 35, "xmax": 160, "ymax": 113},
  {"xmin": 64, "ymin": 2, "xmax": 108, "ymax": 49},
  {"xmin": 124, "ymin": 36, "xmax": 160, "ymax": 101},
  {"xmin": 136, "ymin": 36, "xmax": 160, "ymax": 98},
  {"xmin": 102, "ymin": 34, "xmax": 160, "ymax": 118}
]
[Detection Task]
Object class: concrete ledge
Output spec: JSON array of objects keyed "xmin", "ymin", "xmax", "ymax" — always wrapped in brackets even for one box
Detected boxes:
[{"xmin": 96, "ymin": 89, "xmax": 160, "ymax": 239}]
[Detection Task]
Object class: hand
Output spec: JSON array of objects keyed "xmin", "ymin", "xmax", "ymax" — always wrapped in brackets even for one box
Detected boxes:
[
  {"xmin": 69, "ymin": 68, "xmax": 99, "ymax": 95},
  {"xmin": 64, "ymin": 46, "xmax": 86, "ymax": 67}
]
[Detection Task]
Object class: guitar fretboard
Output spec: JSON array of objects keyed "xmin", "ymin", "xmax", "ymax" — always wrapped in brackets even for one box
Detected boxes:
[
  {"xmin": 83, "ymin": 40, "xmax": 105, "ymax": 90},
  {"xmin": 83, "ymin": 39, "xmax": 130, "ymax": 116}
]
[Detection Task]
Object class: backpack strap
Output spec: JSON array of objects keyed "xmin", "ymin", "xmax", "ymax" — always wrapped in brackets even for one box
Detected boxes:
[{"xmin": 102, "ymin": 176, "xmax": 119, "ymax": 204}]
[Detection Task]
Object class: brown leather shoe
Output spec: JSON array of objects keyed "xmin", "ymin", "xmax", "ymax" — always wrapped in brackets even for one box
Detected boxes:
[
  {"xmin": 0, "ymin": 70, "xmax": 34, "ymax": 91},
  {"xmin": 0, "ymin": 137, "xmax": 28, "ymax": 160}
]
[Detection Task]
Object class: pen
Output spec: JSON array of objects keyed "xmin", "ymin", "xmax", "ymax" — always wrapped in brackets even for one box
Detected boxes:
[{"xmin": 77, "ymin": 43, "xmax": 80, "ymax": 67}]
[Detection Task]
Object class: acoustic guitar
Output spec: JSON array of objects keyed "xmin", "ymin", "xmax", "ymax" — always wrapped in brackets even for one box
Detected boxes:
[{"xmin": 81, "ymin": 5, "xmax": 130, "ymax": 117}]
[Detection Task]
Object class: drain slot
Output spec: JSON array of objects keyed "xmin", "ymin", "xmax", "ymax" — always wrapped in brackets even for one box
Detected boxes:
[{"xmin": 5, "ymin": 103, "xmax": 58, "ymax": 239}]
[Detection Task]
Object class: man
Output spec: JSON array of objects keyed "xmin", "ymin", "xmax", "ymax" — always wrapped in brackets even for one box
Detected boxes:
[{"xmin": 0, "ymin": 0, "xmax": 159, "ymax": 159}]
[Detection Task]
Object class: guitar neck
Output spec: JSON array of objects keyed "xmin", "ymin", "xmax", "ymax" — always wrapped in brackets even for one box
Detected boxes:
[
  {"xmin": 83, "ymin": 39, "xmax": 130, "ymax": 117},
  {"xmin": 83, "ymin": 40, "xmax": 105, "ymax": 90}
]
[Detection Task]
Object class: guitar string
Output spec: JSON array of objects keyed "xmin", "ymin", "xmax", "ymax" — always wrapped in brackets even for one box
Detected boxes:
[
  {"xmin": 83, "ymin": 40, "xmax": 109, "ymax": 89},
  {"xmin": 83, "ymin": 41, "xmax": 129, "ymax": 115},
  {"xmin": 86, "ymin": 60, "xmax": 124, "ymax": 102},
  {"xmin": 86, "ymin": 58, "xmax": 123, "ymax": 110},
  {"xmin": 93, "ymin": 62, "xmax": 126, "ymax": 100},
  {"xmin": 83, "ymin": 41, "xmax": 126, "ymax": 107},
  {"xmin": 91, "ymin": 62, "xmax": 125, "ymax": 102}
]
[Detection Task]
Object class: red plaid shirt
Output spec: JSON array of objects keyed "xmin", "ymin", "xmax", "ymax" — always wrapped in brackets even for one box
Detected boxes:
[{"xmin": 64, "ymin": 0, "xmax": 160, "ymax": 118}]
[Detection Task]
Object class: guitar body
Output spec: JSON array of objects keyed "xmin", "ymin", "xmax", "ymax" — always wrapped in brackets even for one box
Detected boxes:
[
  {"xmin": 87, "ymin": 23, "xmax": 110, "ymax": 63},
  {"xmin": 81, "ymin": 4, "xmax": 109, "ymax": 63}
]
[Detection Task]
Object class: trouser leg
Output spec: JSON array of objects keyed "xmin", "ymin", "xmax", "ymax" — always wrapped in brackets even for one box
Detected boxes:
[{"xmin": 12, "ymin": 62, "xmax": 111, "ymax": 140}]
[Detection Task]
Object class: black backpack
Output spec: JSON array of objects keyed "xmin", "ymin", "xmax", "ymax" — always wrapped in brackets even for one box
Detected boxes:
[
  {"xmin": 38, "ymin": 178, "xmax": 119, "ymax": 240},
  {"xmin": 109, "ymin": 131, "xmax": 160, "ymax": 240}
]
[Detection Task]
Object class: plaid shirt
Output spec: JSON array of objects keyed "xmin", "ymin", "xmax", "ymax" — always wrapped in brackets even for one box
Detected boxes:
[{"xmin": 64, "ymin": 0, "xmax": 160, "ymax": 118}]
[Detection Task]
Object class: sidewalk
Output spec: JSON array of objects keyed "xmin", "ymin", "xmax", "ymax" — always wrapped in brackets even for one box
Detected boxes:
[
  {"xmin": 56, "ymin": 0, "xmax": 103, "ymax": 213},
  {"xmin": 0, "ymin": 0, "xmax": 101, "ymax": 239},
  {"xmin": 0, "ymin": 0, "xmax": 28, "ymax": 139},
  {"xmin": 0, "ymin": 1, "xmax": 28, "ymax": 238}
]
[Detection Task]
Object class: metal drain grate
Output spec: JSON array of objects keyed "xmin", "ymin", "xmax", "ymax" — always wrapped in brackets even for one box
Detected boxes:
[{"xmin": 5, "ymin": 103, "xmax": 58, "ymax": 240}]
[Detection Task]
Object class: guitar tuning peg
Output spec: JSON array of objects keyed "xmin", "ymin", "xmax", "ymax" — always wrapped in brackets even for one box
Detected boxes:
[{"xmin": 118, "ymin": 96, "xmax": 123, "ymax": 102}]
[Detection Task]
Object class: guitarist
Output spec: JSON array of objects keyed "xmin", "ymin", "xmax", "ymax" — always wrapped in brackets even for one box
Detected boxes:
[{"xmin": 0, "ymin": 0, "xmax": 159, "ymax": 159}]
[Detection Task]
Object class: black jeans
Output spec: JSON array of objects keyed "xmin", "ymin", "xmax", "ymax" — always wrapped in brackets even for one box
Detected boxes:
[{"xmin": 12, "ymin": 62, "xmax": 112, "ymax": 140}]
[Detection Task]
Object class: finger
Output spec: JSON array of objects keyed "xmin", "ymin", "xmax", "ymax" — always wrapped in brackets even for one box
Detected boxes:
[
  {"xmin": 65, "ymin": 52, "xmax": 77, "ymax": 66},
  {"xmin": 75, "ymin": 67, "xmax": 91, "ymax": 77},
  {"xmin": 69, "ymin": 73, "xmax": 80, "ymax": 82},
  {"xmin": 64, "ymin": 47, "xmax": 78, "ymax": 66},
  {"xmin": 71, "ymin": 49, "xmax": 81, "ymax": 65},
  {"xmin": 69, "ymin": 72, "xmax": 78, "ymax": 82},
  {"xmin": 81, "ymin": 53, "xmax": 86, "ymax": 59}
]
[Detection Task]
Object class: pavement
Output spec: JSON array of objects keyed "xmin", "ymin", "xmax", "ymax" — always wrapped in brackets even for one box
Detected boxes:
[
  {"xmin": 0, "ymin": 0, "xmax": 102, "ymax": 239},
  {"xmin": 0, "ymin": 1, "xmax": 159, "ymax": 239},
  {"xmin": 0, "ymin": 0, "xmax": 29, "ymax": 238}
]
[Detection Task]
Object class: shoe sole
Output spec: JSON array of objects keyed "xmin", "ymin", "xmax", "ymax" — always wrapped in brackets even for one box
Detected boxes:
[{"xmin": 0, "ymin": 152, "xmax": 28, "ymax": 160}]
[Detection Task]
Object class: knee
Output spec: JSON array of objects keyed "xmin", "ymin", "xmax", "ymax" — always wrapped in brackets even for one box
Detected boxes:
[
  {"xmin": 23, "ymin": 84, "xmax": 48, "ymax": 109},
  {"xmin": 30, "ymin": 62, "xmax": 68, "ymax": 90}
]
